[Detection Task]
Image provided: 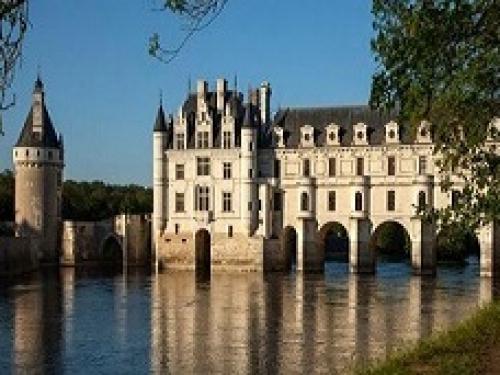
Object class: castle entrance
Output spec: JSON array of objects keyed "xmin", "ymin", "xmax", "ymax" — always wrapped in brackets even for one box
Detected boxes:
[{"xmin": 195, "ymin": 229, "xmax": 211, "ymax": 275}]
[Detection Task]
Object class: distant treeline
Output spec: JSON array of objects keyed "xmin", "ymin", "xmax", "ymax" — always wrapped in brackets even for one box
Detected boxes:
[{"xmin": 0, "ymin": 169, "xmax": 152, "ymax": 222}]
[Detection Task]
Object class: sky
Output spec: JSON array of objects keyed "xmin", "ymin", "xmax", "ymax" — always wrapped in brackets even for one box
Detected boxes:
[{"xmin": 0, "ymin": 0, "xmax": 377, "ymax": 186}]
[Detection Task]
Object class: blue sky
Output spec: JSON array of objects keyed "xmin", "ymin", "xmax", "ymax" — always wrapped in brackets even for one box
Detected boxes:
[{"xmin": 0, "ymin": 0, "xmax": 376, "ymax": 185}]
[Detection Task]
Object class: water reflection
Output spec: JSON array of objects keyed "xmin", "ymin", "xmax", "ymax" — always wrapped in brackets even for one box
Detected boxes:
[{"xmin": 0, "ymin": 263, "xmax": 499, "ymax": 374}]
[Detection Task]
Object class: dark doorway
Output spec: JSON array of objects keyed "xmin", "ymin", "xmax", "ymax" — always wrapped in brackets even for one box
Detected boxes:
[
  {"xmin": 319, "ymin": 222, "xmax": 349, "ymax": 262},
  {"xmin": 282, "ymin": 226, "xmax": 297, "ymax": 271},
  {"xmin": 102, "ymin": 236, "xmax": 123, "ymax": 264},
  {"xmin": 195, "ymin": 229, "xmax": 211, "ymax": 275}
]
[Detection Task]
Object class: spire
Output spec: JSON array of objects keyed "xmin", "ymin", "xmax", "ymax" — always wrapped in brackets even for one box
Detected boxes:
[
  {"xmin": 153, "ymin": 101, "xmax": 167, "ymax": 132},
  {"xmin": 34, "ymin": 67, "xmax": 44, "ymax": 93}
]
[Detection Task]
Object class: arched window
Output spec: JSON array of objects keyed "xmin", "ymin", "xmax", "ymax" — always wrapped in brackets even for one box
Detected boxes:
[
  {"xmin": 301, "ymin": 192, "xmax": 309, "ymax": 211},
  {"xmin": 418, "ymin": 191, "xmax": 426, "ymax": 211},
  {"xmin": 355, "ymin": 192, "xmax": 363, "ymax": 211}
]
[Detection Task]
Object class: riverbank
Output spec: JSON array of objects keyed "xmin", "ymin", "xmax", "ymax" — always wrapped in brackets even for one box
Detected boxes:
[{"xmin": 358, "ymin": 299, "xmax": 500, "ymax": 374}]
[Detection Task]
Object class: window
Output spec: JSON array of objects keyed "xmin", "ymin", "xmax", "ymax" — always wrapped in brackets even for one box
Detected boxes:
[
  {"xmin": 249, "ymin": 169, "xmax": 253, "ymax": 178},
  {"xmin": 223, "ymin": 162, "xmax": 232, "ymax": 179},
  {"xmin": 222, "ymin": 192, "xmax": 232, "ymax": 212},
  {"xmin": 301, "ymin": 192, "xmax": 309, "ymax": 211},
  {"xmin": 197, "ymin": 131, "xmax": 209, "ymax": 148},
  {"xmin": 176, "ymin": 133, "xmax": 185, "ymax": 149},
  {"xmin": 329, "ymin": 131, "xmax": 336, "ymax": 141},
  {"xmin": 328, "ymin": 158, "xmax": 336, "ymax": 177},
  {"xmin": 197, "ymin": 157, "xmax": 210, "ymax": 176},
  {"xmin": 328, "ymin": 191, "xmax": 336, "ymax": 211},
  {"xmin": 196, "ymin": 186, "xmax": 210, "ymax": 211},
  {"xmin": 48, "ymin": 151, "xmax": 53, "ymax": 160},
  {"xmin": 175, "ymin": 224, "xmax": 179, "ymax": 234},
  {"xmin": 388, "ymin": 156, "xmax": 396, "ymax": 176},
  {"xmin": 419, "ymin": 156, "xmax": 427, "ymax": 175},
  {"xmin": 25, "ymin": 149, "xmax": 29, "ymax": 157},
  {"xmin": 201, "ymin": 112, "xmax": 207, "ymax": 122},
  {"xmin": 273, "ymin": 192, "xmax": 282, "ymax": 211},
  {"xmin": 228, "ymin": 225, "xmax": 233, "ymax": 238},
  {"xmin": 387, "ymin": 190, "xmax": 395, "ymax": 211},
  {"xmin": 451, "ymin": 190, "xmax": 460, "ymax": 208},
  {"xmin": 418, "ymin": 191, "xmax": 426, "ymax": 211},
  {"xmin": 248, "ymin": 201, "xmax": 252, "ymax": 211},
  {"xmin": 356, "ymin": 158, "xmax": 364, "ymax": 176},
  {"xmin": 355, "ymin": 192, "xmax": 363, "ymax": 211},
  {"xmin": 249, "ymin": 142, "xmax": 253, "ymax": 152},
  {"xmin": 223, "ymin": 131, "xmax": 231, "ymax": 149},
  {"xmin": 274, "ymin": 159, "xmax": 281, "ymax": 178},
  {"xmin": 175, "ymin": 193, "xmax": 185, "ymax": 212},
  {"xmin": 303, "ymin": 159, "xmax": 310, "ymax": 177},
  {"xmin": 304, "ymin": 133, "xmax": 310, "ymax": 141},
  {"xmin": 175, "ymin": 164, "xmax": 184, "ymax": 180}
]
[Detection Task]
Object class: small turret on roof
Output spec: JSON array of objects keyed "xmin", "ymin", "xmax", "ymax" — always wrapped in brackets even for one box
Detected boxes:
[{"xmin": 153, "ymin": 103, "xmax": 168, "ymax": 132}]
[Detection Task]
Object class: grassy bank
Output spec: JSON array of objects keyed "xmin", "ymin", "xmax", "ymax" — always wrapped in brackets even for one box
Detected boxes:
[{"xmin": 358, "ymin": 300, "xmax": 500, "ymax": 375}]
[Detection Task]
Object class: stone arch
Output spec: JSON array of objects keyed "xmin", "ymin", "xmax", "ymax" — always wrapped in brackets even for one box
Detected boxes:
[
  {"xmin": 369, "ymin": 220, "xmax": 412, "ymax": 261},
  {"xmin": 281, "ymin": 226, "xmax": 297, "ymax": 271},
  {"xmin": 435, "ymin": 228, "xmax": 480, "ymax": 263},
  {"xmin": 317, "ymin": 221, "xmax": 349, "ymax": 262},
  {"xmin": 100, "ymin": 234, "xmax": 123, "ymax": 264},
  {"xmin": 195, "ymin": 229, "xmax": 211, "ymax": 274}
]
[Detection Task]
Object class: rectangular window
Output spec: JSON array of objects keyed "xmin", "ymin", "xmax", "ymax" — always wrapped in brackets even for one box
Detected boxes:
[
  {"xmin": 274, "ymin": 159, "xmax": 281, "ymax": 178},
  {"xmin": 223, "ymin": 162, "xmax": 232, "ymax": 179},
  {"xmin": 196, "ymin": 186, "xmax": 210, "ymax": 211},
  {"xmin": 328, "ymin": 158, "xmax": 336, "ymax": 177},
  {"xmin": 228, "ymin": 225, "xmax": 233, "ymax": 238},
  {"xmin": 249, "ymin": 169, "xmax": 253, "ymax": 179},
  {"xmin": 197, "ymin": 131, "xmax": 209, "ymax": 148},
  {"xmin": 175, "ymin": 164, "xmax": 184, "ymax": 180},
  {"xmin": 222, "ymin": 192, "xmax": 232, "ymax": 212},
  {"xmin": 248, "ymin": 201, "xmax": 252, "ymax": 211},
  {"xmin": 303, "ymin": 159, "xmax": 310, "ymax": 177},
  {"xmin": 175, "ymin": 193, "xmax": 184, "ymax": 212},
  {"xmin": 387, "ymin": 190, "xmax": 396, "ymax": 211},
  {"xmin": 176, "ymin": 133, "xmax": 185, "ymax": 150},
  {"xmin": 388, "ymin": 156, "xmax": 396, "ymax": 176},
  {"xmin": 356, "ymin": 157, "xmax": 364, "ymax": 176},
  {"xmin": 419, "ymin": 156, "xmax": 427, "ymax": 175},
  {"xmin": 223, "ymin": 131, "xmax": 231, "ymax": 149},
  {"xmin": 175, "ymin": 223, "xmax": 179, "ymax": 234},
  {"xmin": 197, "ymin": 157, "xmax": 210, "ymax": 176},
  {"xmin": 273, "ymin": 192, "xmax": 282, "ymax": 211},
  {"xmin": 249, "ymin": 142, "xmax": 253, "ymax": 152},
  {"xmin": 328, "ymin": 191, "xmax": 336, "ymax": 211}
]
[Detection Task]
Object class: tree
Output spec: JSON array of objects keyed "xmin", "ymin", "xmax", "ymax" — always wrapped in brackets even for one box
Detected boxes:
[
  {"xmin": 149, "ymin": 0, "xmax": 227, "ymax": 63},
  {"xmin": 370, "ymin": 0, "xmax": 500, "ymax": 240},
  {"xmin": 0, "ymin": 169, "xmax": 14, "ymax": 221}
]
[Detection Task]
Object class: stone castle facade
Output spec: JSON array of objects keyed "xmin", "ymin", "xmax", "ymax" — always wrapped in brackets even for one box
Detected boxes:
[{"xmin": 152, "ymin": 78, "xmax": 499, "ymax": 276}]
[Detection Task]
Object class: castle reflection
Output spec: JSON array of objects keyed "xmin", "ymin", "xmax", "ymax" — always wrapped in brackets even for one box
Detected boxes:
[{"xmin": 1, "ymin": 264, "xmax": 498, "ymax": 374}]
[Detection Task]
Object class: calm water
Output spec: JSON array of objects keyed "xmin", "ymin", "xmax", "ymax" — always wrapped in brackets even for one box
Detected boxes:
[{"xmin": 0, "ymin": 260, "xmax": 498, "ymax": 374}]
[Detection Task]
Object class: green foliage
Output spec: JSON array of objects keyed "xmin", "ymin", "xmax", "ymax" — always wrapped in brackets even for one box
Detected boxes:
[
  {"xmin": 62, "ymin": 180, "xmax": 152, "ymax": 221},
  {"xmin": 370, "ymin": 0, "xmax": 500, "ymax": 237},
  {"xmin": 358, "ymin": 300, "xmax": 500, "ymax": 374},
  {"xmin": 435, "ymin": 228, "xmax": 479, "ymax": 262},
  {"xmin": 370, "ymin": 222, "xmax": 411, "ymax": 257}
]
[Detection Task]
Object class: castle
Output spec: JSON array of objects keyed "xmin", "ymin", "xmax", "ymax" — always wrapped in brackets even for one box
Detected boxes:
[
  {"xmin": 3, "ymin": 78, "xmax": 150, "ymax": 275},
  {"xmin": 152, "ymin": 78, "xmax": 499, "ymax": 276}
]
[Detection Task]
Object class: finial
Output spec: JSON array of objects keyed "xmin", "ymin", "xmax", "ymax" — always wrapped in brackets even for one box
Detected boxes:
[
  {"xmin": 234, "ymin": 74, "xmax": 238, "ymax": 93},
  {"xmin": 159, "ymin": 89, "xmax": 163, "ymax": 107}
]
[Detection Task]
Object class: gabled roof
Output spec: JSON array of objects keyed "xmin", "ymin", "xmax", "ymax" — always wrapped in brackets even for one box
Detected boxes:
[
  {"xmin": 15, "ymin": 104, "xmax": 61, "ymax": 148},
  {"xmin": 271, "ymin": 105, "xmax": 405, "ymax": 147}
]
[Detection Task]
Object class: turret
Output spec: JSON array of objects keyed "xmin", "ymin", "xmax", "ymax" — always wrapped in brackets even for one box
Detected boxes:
[
  {"xmin": 259, "ymin": 81, "xmax": 272, "ymax": 128},
  {"xmin": 13, "ymin": 77, "xmax": 64, "ymax": 262},
  {"xmin": 152, "ymin": 101, "xmax": 168, "ymax": 259},
  {"xmin": 240, "ymin": 100, "xmax": 258, "ymax": 236}
]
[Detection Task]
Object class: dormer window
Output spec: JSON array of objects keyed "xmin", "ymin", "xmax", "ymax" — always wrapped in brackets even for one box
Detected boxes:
[
  {"xmin": 300, "ymin": 125, "xmax": 314, "ymax": 148},
  {"xmin": 274, "ymin": 127, "xmax": 284, "ymax": 148},
  {"xmin": 326, "ymin": 123, "xmax": 340, "ymax": 146},
  {"xmin": 352, "ymin": 123, "xmax": 368, "ymax": 145},
  {"xmin": 416, "ymin": 120, "xmax": 432, "ymax": 143},
  {"xmin": 385, "ymin": 121, "xmax": 400, "ymax": 144}
]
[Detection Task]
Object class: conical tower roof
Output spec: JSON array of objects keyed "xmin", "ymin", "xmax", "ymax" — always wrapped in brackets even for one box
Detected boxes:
[{"xmin": 153, "ymin": 104, "xmax": 167, "ymax": 132}]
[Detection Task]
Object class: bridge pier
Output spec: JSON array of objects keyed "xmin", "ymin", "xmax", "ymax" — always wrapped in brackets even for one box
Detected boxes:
[
  {"xmin": 349, "ymin": 217, "xmax": 374, "ymax": 274},
  {"xmin": 296, "ymin": 218, "xmax": 322, "ymax": 272},
  {"xmin": 410, "ymin": 217, "xmax": 436, "ymax": 275},
  {"xmin": 479, "ymin": 221, "xmax": 500, "ymax": 277}
]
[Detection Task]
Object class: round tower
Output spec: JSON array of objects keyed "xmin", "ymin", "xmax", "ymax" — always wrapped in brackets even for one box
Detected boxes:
[
  {"xmin": 152, "ymin": 101, "xmax": 168, "ymax": 261},
  {"xmin": 13, "ymin": 77, "xmax": 64, "ymax": 262},
  {"xmin": 240, "ymin": 102, "xmax": 257, "ymax": 236}
]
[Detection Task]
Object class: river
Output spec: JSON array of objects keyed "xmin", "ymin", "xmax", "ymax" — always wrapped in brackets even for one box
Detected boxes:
[{"xmin": 0, "ymin": 259, "xmax": 498, "ymax": 374}]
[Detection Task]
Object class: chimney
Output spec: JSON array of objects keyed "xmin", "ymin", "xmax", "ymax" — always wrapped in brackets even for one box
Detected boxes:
[
  {"xmin": 259, "ymin": 81, "xmax": 272, "ymax": 127},
  {"xmin": 216, "ymin": 78, "xmax": 227, "ymax": 112}
]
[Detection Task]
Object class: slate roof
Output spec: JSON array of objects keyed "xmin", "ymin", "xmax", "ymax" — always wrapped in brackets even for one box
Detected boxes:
[
  {"xmin": 153, "ymin": 104, "xmax": 167, "ymax": 132},
  {"xmin": 15, "ymin": 105, "xmax": 61, "ymax": 148},
  {"xmin": 271, "ymin": 105, "xmax": 406, "ymax": 147}
]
